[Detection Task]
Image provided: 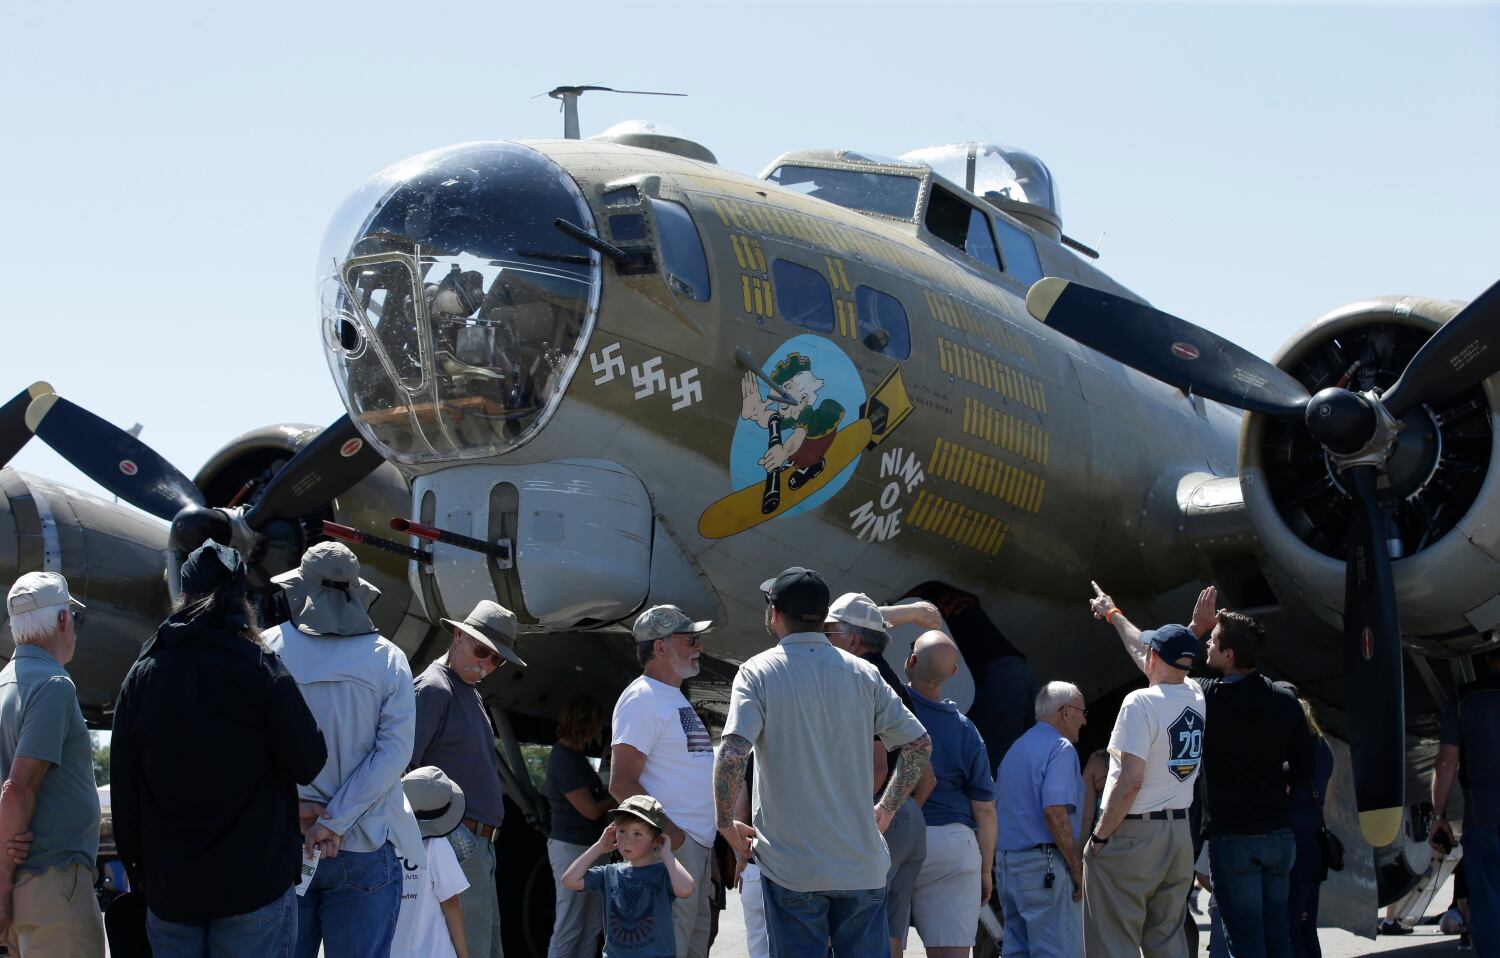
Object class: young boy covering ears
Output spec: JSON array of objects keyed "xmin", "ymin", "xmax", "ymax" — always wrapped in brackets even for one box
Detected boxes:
[{"xmin": 563, "ymin": 794, "xmax": 695, "ymax": 958}]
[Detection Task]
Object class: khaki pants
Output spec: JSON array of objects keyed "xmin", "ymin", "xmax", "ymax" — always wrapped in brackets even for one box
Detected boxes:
[
  {"xmin": 1083, "ymin": 818, "xmax": 1192, "ymax": 958},
  {"xmin": 671, "ymin": 837, "xmax": 713, "ymax": 958},
  {"xmin": 460, "ymin": 839, "xmax": 504, "ymax": 958},
  {"xmin": 6, "ymin": 863, "xmax": 105, "ymax": 957}
]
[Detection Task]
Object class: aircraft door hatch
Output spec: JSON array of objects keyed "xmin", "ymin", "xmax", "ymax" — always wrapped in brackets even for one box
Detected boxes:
[{"xmin": 412, "ymin": 460, "xmax": 653, "ymax": 630}]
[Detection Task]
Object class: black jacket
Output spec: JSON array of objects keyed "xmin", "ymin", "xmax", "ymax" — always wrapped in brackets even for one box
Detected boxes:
[
  {"xmin": 1200, "ymin": 673, "xmax": 1315, "ymax": 836},
  {"xmin": 111, "ymin": 612, "xmax": 327, "ymax": 923}
]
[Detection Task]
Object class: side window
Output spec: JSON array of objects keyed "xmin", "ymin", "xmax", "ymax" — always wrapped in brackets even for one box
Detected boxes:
[
  {"xmin": 772, "ymin": 260, "xmax": 834, "ymax": 333},
  {"xmin": 993, "ymin": 217, "xmax": 1043, "ymax": 287},
  {"xmin": 648, "ymin": 198, "xmax": 710, "ymax": 301},
  {"xmin": 924, "ymin": 186, "xmax": 1002, "ymax": 272},
  {"xmin": 854, "ymin": 286, "xmax": 911, "ymax": 359}
]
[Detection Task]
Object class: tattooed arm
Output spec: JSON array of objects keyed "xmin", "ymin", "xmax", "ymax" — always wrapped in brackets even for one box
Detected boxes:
[
  {"xmin": 714, "ymin": 733, "xmax": 757, "ymax": 859},
  {"xmin": 875, "ymin": 734, "xmax": 932, "ymax": 831}
]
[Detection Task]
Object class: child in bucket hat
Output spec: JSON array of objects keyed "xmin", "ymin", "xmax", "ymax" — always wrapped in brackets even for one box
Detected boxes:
[
  {"xmin": 393, "ymin": 767, "xmax": 470, "ymax": 958},
  {"xmin": 562, "ymin": 795, "xmax": 696, "ymax": 957}
]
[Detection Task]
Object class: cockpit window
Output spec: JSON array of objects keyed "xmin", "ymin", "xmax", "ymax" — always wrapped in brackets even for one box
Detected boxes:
[
  {"xmin": 765, "ymin": 165, "xmax": 921, "ymax": 221},
  {"xmin": 925, "ymin": 186, "xmax": 1002, "ymax": 272},
  {"xmin": 993, "ymin": 217, "xmax": 1043, "ymax": 287},
  {"xmin": 318, "ymin": 142, "xmax": 600, "ymax": 464},
  {"xmin": 649, "ymin": 198, "xmax": 711, "ymax": 302}
]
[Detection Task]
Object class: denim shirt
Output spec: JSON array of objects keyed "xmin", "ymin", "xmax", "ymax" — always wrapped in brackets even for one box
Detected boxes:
[{"xmin": 263, "ymin": 622, "xmax": 424, "ymax": 866}]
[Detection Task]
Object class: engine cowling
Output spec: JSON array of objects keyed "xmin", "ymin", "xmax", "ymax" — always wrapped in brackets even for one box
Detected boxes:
[
  {"xmin": 193, "ymin": 424, "xmax": 415, "ymax": 640},
  {"xmin": 1240, "ymin": 296, "xmax": 1500, "ymax": 656}
]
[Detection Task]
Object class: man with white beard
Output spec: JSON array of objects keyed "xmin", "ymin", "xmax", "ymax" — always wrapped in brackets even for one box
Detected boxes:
[{"xmin": 609, "ymin": 605, "xmax": 717, "ymax": 958}]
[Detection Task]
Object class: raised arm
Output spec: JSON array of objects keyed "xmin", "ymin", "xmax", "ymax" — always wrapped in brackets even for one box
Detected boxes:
[
  {"xmin": 714, "ymin": 733, "xmax": 756, "ymax": 858},
  {"xmin": 1090, "ymin": 581, "xmax": 1147, "ymax": 674}
]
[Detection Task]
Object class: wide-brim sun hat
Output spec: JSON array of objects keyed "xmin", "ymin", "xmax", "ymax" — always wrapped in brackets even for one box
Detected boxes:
[
  {"xmin": 403, "ymin": 766, "xmax": 466, "ymax": 839},
  {"xmin": 441, "ymin": 599, "xmax": 527, "ymax": 667},
  {"xmin": 271, "ymin": 541, "xmax": 381, "ymax": 637}
]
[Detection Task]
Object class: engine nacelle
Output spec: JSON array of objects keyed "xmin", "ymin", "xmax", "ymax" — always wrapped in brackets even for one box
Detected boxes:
[
  {"xmin": 1240, "ymin": 296, "xmax": 1500, "ymax": 657},
  {"xmin": 194, "ymin": 424, "xmax": 416, "ymax": 641}
]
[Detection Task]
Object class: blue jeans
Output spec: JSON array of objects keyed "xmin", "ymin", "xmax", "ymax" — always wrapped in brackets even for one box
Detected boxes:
[
  {"xmin": 1467, "ymin": 823, "xmax": 1500, "ymax": 958},
  {"xmin": 1000, "ymin": 847, "xmax": 1082, "ymax": 958},
  {"xmin": 293, "ymin": 842, "xmax": 401, "ymax": 958},
  {"xmin": 1209, "ymin": 829, "xmax": 1296, "ymax": 958},
  {"xmin": 1208, "ymin": 894, "xmax": 1229, "ymax": 958},
  {"xmin": 761, "ymin": 877, "xmax": 888, "ymax": 958},
  {"xmin": 1285, "ymin": 828, "xmax": 1324, "ymax": 958},
  {"xmin": 147, "ymin": 886, "xmax": 297, "ymax": 957}
]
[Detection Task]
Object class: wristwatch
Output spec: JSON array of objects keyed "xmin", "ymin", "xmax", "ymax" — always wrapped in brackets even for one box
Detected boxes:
[{"xmin": 1089, "ymin": 831, "xmax": 1110, "ymax": 845}]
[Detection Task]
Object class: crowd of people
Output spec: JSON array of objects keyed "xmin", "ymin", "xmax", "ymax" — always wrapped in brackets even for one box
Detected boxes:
[{"xmin": 0, "ymin": 546, "xmax": 1496, "ymax": 958}]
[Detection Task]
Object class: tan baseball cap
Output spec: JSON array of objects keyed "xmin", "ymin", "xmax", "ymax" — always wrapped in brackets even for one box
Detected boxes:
[
  {"xmin": 7, "ymin": 572, "xmax": 84, "ymax": 617},
  {"xmin": 613, "ymin": 794, "xmax": 671, "ymax": 832}
]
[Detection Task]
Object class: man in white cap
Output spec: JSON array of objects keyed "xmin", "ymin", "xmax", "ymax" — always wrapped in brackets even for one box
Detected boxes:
[
  {"xmin": 610, "ymin": 603, "xmax": 715, "ymax": 958},
  {"xmin": 263, "ymin": 541, "xmax": 423, "ymax": 958},
  {"xmin": 823, "ymin": 592, "xmax": 934, "ymax": 958},
  {"xmin": 0, "ymin": 571, "xmax": 104, "ymax": 956},
  {"xmin": 412, "ymin": 599, "xmax": 527, "ymax": 958}
]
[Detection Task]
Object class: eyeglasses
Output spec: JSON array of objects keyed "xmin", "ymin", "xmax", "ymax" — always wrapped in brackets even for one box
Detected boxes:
[
  {"xmin": 671, "ymin": 633, "xmax": 704, "ymax": 648},
  {"xmin": 1062, "ymin": 703, "xmax": 1088, "ymax": 717}
]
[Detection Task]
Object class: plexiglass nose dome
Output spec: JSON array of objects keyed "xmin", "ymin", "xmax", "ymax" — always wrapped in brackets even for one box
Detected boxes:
[{"xmin": 317, "ymin": 142, "xmax": 601, "ymax": 465}]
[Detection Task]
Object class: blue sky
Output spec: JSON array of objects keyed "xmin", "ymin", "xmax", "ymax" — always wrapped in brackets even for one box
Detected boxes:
[{"xmin": 2, "ymin": 0, "xmax": 1497, "ymax": 501}]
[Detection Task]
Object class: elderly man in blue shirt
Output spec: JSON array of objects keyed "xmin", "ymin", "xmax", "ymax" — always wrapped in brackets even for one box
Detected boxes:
[
  {"xmin": 263, "ymin": 542, "xmax": 422, "ymax": 958},
  {"xmin": 995, "ymin": 681, "xmax": 1089, "ymax": 958}
]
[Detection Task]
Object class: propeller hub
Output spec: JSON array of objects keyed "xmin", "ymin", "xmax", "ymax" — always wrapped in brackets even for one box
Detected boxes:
[
  {"xmin": 168, "ymin": 506, "xmax": 233, "ymax": 555},
  {"xmin": 1305, "ymin": 387, "xmax": 1377, "ymax": 455}
]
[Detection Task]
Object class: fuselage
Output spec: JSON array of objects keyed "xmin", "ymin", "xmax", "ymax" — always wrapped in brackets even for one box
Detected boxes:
[{"xmin": 320, "ymin": 138, "xmax": 1241, "ymax": 704}]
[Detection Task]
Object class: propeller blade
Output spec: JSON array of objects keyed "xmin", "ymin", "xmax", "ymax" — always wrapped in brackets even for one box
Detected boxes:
[
  {"xmin": 242, "ymin": 415, "xmax": 383, "ymax": 530},
  {"xmin": 1026, "ymin": 278, "xmax": 1312, "ymax": 418},
  {"xmin": 1341, "ymin": 464, "xmax": 1406, "ymax": 847},
  {"xmin": 1383, "ymin": 277, "xmax": 1500, "ymax": 417},
  {"xmin": 0, "ymin": 382, "xmax": 54, "ymax": 467},
  {"xmin": 24, "ymin": 394, "xmax": 204, "ymax": 521}
]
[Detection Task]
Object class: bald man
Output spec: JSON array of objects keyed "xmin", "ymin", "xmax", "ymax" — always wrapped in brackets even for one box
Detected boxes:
[{"xmin": 905, "ymin": 631, "xmax": 997, "ymax": 958}]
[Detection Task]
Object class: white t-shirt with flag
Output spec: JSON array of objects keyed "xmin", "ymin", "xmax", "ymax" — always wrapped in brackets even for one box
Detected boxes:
[
  {"xmin": 1107, "ymin": 678, "xmax": 1206, "ymax": 814},
  {"xmin": 612, "ymin": 675, "xmax": 716, "ymax": 846},
  {"xmin": 393, "ymin": 836, "xmax": 469, "ymax": 958}
]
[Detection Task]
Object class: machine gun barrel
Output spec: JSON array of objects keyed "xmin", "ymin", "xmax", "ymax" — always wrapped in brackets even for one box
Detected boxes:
[
  {"xmin": 389, "ymin": 517, "xmax": 513, "ymax": 563},
  {"xmin": 322, "ymin": 520, "xmax": 431, "ymax": 564}
]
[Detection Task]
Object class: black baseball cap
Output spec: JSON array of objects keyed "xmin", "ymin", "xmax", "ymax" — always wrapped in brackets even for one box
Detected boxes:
[
  {"xmin": 760, "ymin": 567, "xmax": 831, "ymax": 626},
  {"xmin": 1141, "ymin": 624, "xmax": 1199, "ymax": 670}
]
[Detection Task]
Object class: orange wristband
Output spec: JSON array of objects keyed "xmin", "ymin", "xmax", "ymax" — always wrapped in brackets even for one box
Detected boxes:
[{"xmin": 1105, "ymin": 607, "xmax": 1122, "ymax": 624}]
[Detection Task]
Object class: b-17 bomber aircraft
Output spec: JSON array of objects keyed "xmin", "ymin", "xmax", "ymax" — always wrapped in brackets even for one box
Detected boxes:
[{"xmin": 3, "ymin": 115, "xmax": 1498, "ymax": 951}]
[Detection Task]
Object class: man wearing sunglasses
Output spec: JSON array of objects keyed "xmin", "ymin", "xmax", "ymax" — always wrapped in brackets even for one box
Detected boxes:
[{"xmin": 413, "ymin": 600, "xmax": 528, "ymax": 958}]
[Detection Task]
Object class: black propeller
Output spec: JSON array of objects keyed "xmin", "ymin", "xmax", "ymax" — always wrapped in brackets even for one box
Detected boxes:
[
  {"xmin": 0, "ymin": 382, "xmax": 54, "ymax": 468},
  {"xmin": 1027, "ymin": 276, "xmax": 1500, "ymax": 847},
  {"xmin": 25, "ymin": 394, "xmax": 205, "ymax": 521},
  {"xmin": 1026, "ymin": 279, "xmax": 1311, "ymax": 417},
  {"xmin": 20, "ymin": 390, "xmax": 384, "ymax": 584}
]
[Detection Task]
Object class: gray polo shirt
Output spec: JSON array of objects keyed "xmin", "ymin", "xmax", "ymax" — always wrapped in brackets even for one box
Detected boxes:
[
  {"xmin": 723, "ymin": 632, "xmax": 927, "ymax": 892},
  {"xmin": 0, "ymin": 646, "xmax": 100, "ymax": 875}
]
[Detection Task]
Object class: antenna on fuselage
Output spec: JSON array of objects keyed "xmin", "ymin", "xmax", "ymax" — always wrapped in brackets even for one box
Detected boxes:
[{"xmin": 543, "ymin": 85, "xmax": 688, "ymax": 139}]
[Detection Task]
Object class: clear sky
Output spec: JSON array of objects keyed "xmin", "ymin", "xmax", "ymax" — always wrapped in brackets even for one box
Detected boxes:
[{"xmin": 2, "ymin": 0, "xmax": 1497, "ymax": 503}]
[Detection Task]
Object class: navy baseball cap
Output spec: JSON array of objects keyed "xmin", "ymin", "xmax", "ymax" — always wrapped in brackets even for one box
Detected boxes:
[
  {"xmin": 759, "ymin": 567, "xmax": 831, "ymax": 626},
  {"xmin": 1141, "ymin": 624, "xmax": 1199, "ymax": 670}
]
